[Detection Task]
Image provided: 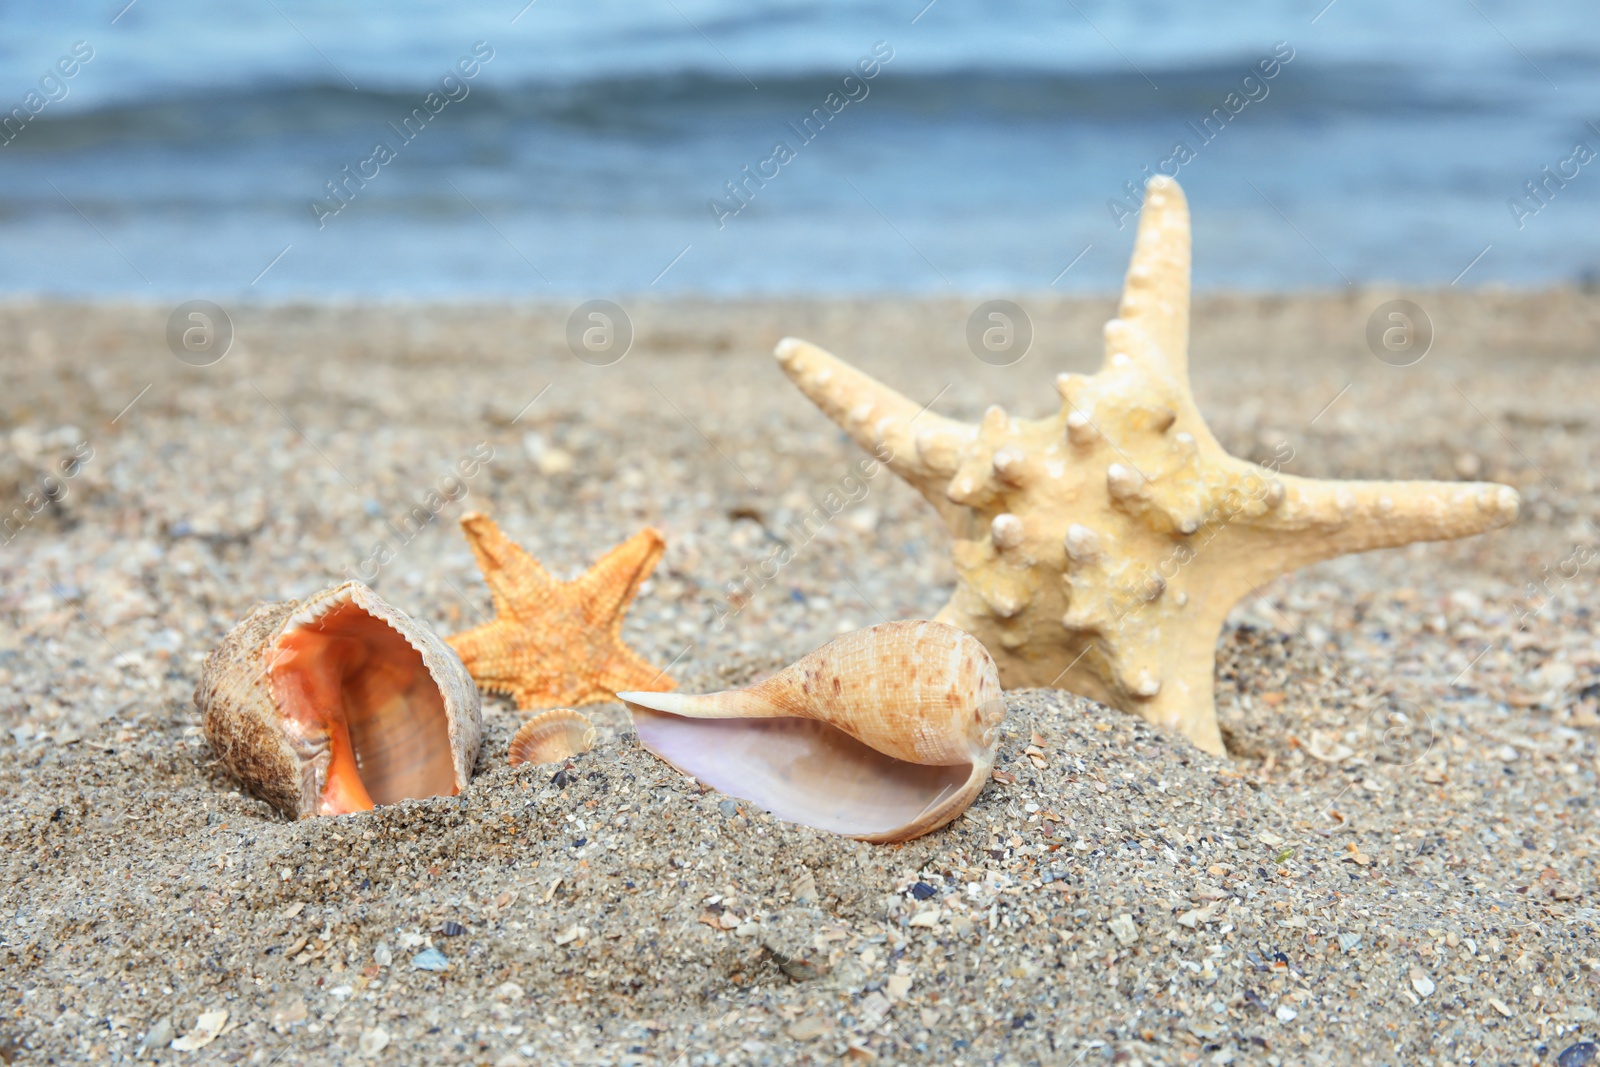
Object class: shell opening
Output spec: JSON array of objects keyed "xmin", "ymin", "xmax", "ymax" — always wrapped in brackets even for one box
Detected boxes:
[
  {"xmin": 627, "ymin": 703, "xmax": 977, "ymax": 840},
  {"xmin": 269, "ymin": 597, "xmax": 457, "ymax": 814}
]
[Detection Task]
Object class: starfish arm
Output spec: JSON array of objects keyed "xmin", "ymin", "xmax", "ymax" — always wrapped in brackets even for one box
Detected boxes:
[
  {"xmin": 1251, "ymin": 475, "xmax": 1520, "ymax": 574},
  {"xmin": 502, "ymin": 684, "xmax": 546, "ymax": 711},
  {"xmin": 1106, "ymin": 175, "xmax": 1191, "ymax": 380},
  {"xmin": 443, "ymin": 622, "xmax": 497, "ymax": 676},
  {"xmin": 444, "ymin": 628, "xmax": 547, "ymax": 709},
  {"xmin": 775, "ymin": 336, "xmax": 976, "ymax": 523},
  {"xmin": 457, "ymin": 512, "xmax": 555, "ymax": 623},
  {"xmin": 1120, "ymin": 649, "xmax": 1227, "ymax": 755},
  {"xmin": 572, "ymin": 527, "xmax": 666, "ymax": 629},
  {"xmin": 1104, "ymin": 596, "xmax": 1235, "ymax": 756},
  {"xmin": 601, "ymin": 647, "xmax": 677, "ymax": 697}
]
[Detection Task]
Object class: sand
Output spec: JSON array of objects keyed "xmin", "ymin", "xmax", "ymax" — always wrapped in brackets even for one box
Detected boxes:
[{"xmin": 1, "ymin": 290, "xmax": 1597, "ymax": 1066}]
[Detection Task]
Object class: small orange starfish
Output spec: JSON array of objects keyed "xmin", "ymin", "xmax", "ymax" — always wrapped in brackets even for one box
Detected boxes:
[{"xmin": 446, "ymin": 512, "xmax": 676, "ymax": 709}]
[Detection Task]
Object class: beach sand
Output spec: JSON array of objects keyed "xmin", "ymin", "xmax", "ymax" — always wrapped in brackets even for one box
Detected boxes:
[{"xmin": 1, "ymin": 290, "xmax": 1597, "ymax": 1065}]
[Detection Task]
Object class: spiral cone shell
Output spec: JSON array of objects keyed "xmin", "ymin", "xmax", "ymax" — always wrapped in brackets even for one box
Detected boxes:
[{"xmin": 620, "ymin": 620, "xmax": 1004, "ymax": 843}]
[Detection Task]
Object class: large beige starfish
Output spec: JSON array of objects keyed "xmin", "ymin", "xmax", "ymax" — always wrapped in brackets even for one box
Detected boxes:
[
  {"xmin": 446, "ymin": 513, "xmax": 676, "ymax": 709},
  {"xmin": 774, "ymin": 176, "xmax": 1519, "ymax": 754}
]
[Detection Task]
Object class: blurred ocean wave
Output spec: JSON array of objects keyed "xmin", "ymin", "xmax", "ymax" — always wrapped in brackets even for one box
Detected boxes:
[
  {"xmin": 3, "ymin": 62, "xmax": 1516, "ymax": 151},
  {"xmin": 0, "ymin": 0, "xmax": 1595, "ymax": 296}
]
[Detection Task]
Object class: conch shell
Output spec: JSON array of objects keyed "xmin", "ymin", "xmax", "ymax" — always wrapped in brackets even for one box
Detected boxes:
[
  {"xmin": 619, "ymin": 620, "xmax": 1004, "ymax": 843},
  {"xmin": 196, "ymin": 581, "xmax": 482, "ymax": 818},
  {"xmin": 508, "ymin": 709, "xmax": 595, "ymax": 766}
]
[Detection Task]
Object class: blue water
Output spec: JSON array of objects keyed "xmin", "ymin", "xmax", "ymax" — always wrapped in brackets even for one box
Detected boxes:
[{"xmin": 0, "ymin": 0, "xmax": 1597, "ymax": 297}]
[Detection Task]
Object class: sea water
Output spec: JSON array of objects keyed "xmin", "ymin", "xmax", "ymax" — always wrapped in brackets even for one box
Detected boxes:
[{"xmin": 0, "ymin": 0, "xmax": 1595, "ymax": 297}]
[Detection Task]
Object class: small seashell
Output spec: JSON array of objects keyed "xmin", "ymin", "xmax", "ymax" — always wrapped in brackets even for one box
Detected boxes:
[
  {"xmin": 358, "ymin": 1027, "xmax": 391, "ymax": 1056},
  {"xmin": 411, "ymin": 947, "xmax": 449, "ymax": 971},
  {"xmin": 170, "ymin": 1009, "xmax": 228, "ymax": 1052},
  {"xmin": 195, "ymin": 581, "xmax": 482, "ymax": 818},
  {"xmin": 620, "ymin": 620, "xmax": 1005, "ymax": 843},
  {"xmin": 138, "ymin": 1018, "xmax": 174, "ymax": 1056},
  {"xmin": 508, "ymin": 709, "xmax": 596, "ymax": 767}
]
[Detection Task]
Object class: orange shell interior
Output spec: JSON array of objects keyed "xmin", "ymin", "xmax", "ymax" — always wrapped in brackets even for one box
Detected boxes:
[{"xmin": 267, "ymin": 600, "xmax": 457, "ymax": 815}]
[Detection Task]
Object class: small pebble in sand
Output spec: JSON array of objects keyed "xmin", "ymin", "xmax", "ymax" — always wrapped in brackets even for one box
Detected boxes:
[
  {"xmin": 1108, "ymin": 914, "xmax": 1139, "ymax": 945},
  {"xmin": 373, "ymin": 941, "xmax": 393, "ymax": 967},
  {"xmin": 358, "ymin": 1027, "xmax": 390, "ymax": 1056},
  {"xmin": 1558, "ymin": 1042, "xmax": 1598, "ymax": 1067},
  {"xmin": 441, "ymin": 920, "xmax": 466, "ymax": 937},
  {"xmin": 269, "ymin": 997, "xmax": 306, "ymax": 1034},
  {"xmin": 760, "ymin": 908, "xmax": 833, "ymax": 981},
  {"xmin": 792, "ymin": 871, "xmax": 819, "ymax": 905},
  {"xmin": 137, "ymin": 1018, "xmax": 173, "ymax": 1057},
  {"xmin": 494, "ymin": 982, "xmax": 525, "ymax": 1002},
  {"xmin": 170, "ymin": 1008, "xmax": 227, "ymax": 1051},
  {"xmin": 1409, "ymin": 968, "xmax": 1435, "ymax": 997},
  {"xmin": 787, "ymin": 1016, "xmax": 830, "ymax": 1042},
  {"xmin": 412, "ymin": 947, "xmax": 449, "ymax": 971}
]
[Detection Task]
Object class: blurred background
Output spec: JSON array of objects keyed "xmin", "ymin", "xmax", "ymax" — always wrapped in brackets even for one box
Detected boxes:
[{"xmin": 0, "ymin": 0, "xmax": 1596, "ymax": 298}]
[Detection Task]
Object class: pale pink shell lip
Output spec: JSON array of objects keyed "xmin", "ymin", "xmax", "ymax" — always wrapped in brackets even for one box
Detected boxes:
[
  {"xmin": 627, "ymin": 704, "xmax": 975, "ymax": 839},
  {"xmin": 620, "ymin": 620, "xmax": 1004, "ymax": 843}
]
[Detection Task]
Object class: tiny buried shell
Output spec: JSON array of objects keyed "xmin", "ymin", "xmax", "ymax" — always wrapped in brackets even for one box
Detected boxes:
[
  {"xmin": 195, "ymin": 581, "xmax": 481, "ymax": 818},
  {"xmin": 620, "ymin": 620, "xmax": 1005, "ymax": 844},
  {"xmin": 508, "ymin": 709, "xmax": 596, "ymax": 766}
]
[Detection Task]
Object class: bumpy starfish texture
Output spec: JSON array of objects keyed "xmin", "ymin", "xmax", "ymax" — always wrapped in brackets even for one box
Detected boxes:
[
  {"xmin": 774, "ymin": 176, "xmax": 1519, "ymax": 755},
  {"xmin": 446, "ymin": 512, "xmax": 676, "ymax": 709}
]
